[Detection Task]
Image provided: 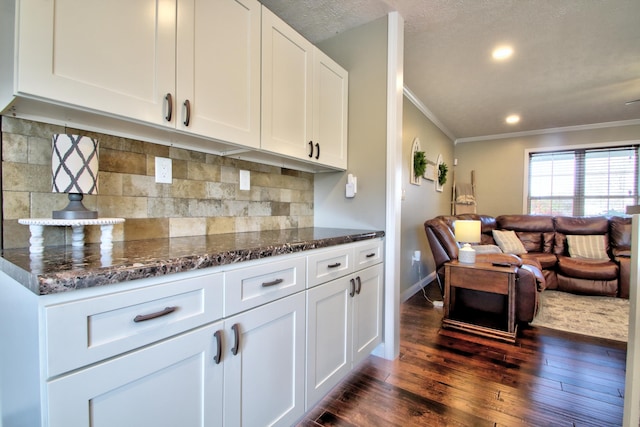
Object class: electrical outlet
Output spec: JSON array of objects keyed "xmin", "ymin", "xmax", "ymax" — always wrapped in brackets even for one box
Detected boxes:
[
  {"xmin": 155, "ymin": 157, "xmax": 172, "ymax": 184},
  {"xmin": 239, "ymin": 170, "xmax": 250, "ymax": 190}
]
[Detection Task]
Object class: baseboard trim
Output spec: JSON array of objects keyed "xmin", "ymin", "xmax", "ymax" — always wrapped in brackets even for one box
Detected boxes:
[{"xmin": 402, "ymin": 272, "xmax": 436, "ymax": 302}]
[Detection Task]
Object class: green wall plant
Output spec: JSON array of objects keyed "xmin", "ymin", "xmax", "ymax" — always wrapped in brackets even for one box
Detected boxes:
[{"xmin": 413, "ymin": 151, "xmax": 427, "ymax": 178}]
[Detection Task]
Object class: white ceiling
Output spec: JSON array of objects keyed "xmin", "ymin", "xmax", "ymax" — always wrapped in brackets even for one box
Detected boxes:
[{"xmin": 260, "ymin": 0, "xmax": 640, "ymax": 142}]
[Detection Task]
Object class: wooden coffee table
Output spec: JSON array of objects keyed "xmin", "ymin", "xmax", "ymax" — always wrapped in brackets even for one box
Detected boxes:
[{"xmin": 443, "ymin": 260, "xmax": 518, "ymax": 343}]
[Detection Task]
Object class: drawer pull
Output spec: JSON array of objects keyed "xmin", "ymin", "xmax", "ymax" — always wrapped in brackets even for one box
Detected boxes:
[
  {"xmin": 366, "ymin": 253, "xmax": 376, "ymax": 258},
  {"xmin": 355, "ymin": 276, "xmax": 362, "ymax": 295},
  {"xmin": 231, "ymin": 323, "xmax": 240, "ymax": 356},
  {"xmin": 213, "ymin": 330, "xmax": 223, "ymax": 364},
  {"xmin": 349, "ymin": 278, "xmax": 356, "ymax": 298},
  {"xmin": 133, "ymin": 306, "xmax": 177, "ymax": 323},
  {"xmin": 327, "ymin": 262, "xmax": 341, "ymax": 268},
  {"xmin": 262, "ymin": 278, "xmax": 284, "ymax": 287}
]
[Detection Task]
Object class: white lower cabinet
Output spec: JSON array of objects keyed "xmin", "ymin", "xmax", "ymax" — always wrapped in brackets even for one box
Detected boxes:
[
  {"xmin": 306, "ymin": 263, "xmax": 384, "ymax": 410},
  {"xmin": 0, "ymin": 240, "xmax": 383, "ymax": 426},
  {"xmin": 47, "ymin": 321, "xmax": 225, "ymax": 427},
  {"xmin": 223, "ymin": 292, "xmax": 306, "ymax": 427}
]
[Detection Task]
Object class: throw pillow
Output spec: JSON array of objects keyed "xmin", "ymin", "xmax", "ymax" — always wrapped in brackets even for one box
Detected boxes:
[
  {"xmin": 492, "ymin": 230, "xmax": 527, "ymax": 254},
  {"xmin": 566, "ymin": 235, "xmax": 609, "ymax": 260}
]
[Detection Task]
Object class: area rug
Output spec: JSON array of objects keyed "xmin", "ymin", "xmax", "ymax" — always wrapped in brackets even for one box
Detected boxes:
[{"xmin": 530, "ymin": 290, "xmax": 629, "ymax": 342}]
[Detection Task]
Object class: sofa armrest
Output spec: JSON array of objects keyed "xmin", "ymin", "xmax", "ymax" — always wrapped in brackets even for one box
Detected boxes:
[
  {"xmin": 616, "ymin": 255, "xmax": 631, "ymax": 299},
  {"xmin": 476, "ymin": 252, "xmax": 523, "ymax": 267}
]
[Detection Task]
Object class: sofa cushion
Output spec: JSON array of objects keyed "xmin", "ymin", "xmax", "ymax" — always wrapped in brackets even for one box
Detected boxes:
[
  {"xmin": 542, "ymin": 232, "xmax": 555, "ymax": 253},
  {"xmin": 610, "ymin": 216, "xmax": 632, "ymax": 256},
  {"xmin": 516, "ymin": 231, "xmax": 543, "ymax": 252},
  {"xmin": 567, "ymin": 234, "xmax": 609, "ymax": 260},
  {"xmin": 557, "ymin": 255, "xmax": 618, "ymax": 280},
  {"xmin": 496, "ymin": 214, "xmax": 554, "ymax": 232},
  {"xmin": 492, "ymin": 230, "xmax": 527, "ymax": 254},
  {"xmin": 520, "ymin": 252, "xmax": 557, "ymax": 269}
]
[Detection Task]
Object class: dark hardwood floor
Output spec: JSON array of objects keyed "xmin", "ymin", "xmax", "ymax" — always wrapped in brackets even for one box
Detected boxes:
[{"xmin": 298, "ymin": 282, "xmax": 627, "ymax": 427}]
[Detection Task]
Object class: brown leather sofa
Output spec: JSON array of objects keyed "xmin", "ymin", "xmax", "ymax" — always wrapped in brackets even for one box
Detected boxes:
[{"xmin": 424, "ymin": 214, "xmax": 632, "ymax": 323}]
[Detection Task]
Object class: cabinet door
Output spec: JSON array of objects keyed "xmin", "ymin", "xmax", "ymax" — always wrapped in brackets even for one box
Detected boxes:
[
  {"xmin": 261, "ymin": 6, "xmax": 313, "ymax": 161},
  {"xmin": 47, "ymin": 322, "xmax": 224, "ymax": 427},
  {"xmin": 17, "ymin": 0, "xmax": 176, "ymax": 126},
  {"xmin": 312, "ymin": 49, "xmax": 348, "ymax": 169},
  {"xmin": 306, "ymin": 276, "xmax": 352, "ymax": 410},
  {"xmin": 352, "ymin": 264, "xmax": 384, "ymax": 366},
  {"xmin": 223, "ymin": 292, "xmax": 305, "ymax": 427},
  {"xmin": 176, "ymin": 0, "xmax": 261, "ymax": 147}
]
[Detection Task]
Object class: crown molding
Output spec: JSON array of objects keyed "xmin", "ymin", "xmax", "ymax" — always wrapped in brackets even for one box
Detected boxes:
[
  {"xmin": 403, "ymin": 86, "xmax": 455, "ymax": 142},
  {"xmin": 402, "ymin": 86, "xmax": 640, "ymax": 145},
  {"xmin": 454, "ymin": 119, "xmax": 640, "ymax": 144}
]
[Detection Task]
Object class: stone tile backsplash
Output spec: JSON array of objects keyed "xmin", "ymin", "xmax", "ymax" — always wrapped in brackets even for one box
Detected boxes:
[{"xmin": 1, "ymin": 116, "xmax": 314, "ymax": 249}]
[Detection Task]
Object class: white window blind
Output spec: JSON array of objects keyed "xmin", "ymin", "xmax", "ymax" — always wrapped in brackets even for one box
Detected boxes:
[{"xmin": 528, "ymin": 145, "xmax": 639, "ymax": 216}]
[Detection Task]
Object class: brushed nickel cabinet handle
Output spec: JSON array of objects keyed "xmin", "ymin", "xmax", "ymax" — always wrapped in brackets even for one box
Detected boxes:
[
  {"xmin": 213, "ymin": 330, "xmax": 223, "ymax": 364},
  {"xmin": 349, "ymin": 278, "xmax": 356, "ymax": 298},
  {"xmin": 183, "ymin": 99, "xmax": 191, "ymax": 126},
  {"xmin": 164, "ymin": 93, "xmax": 173, "ymax": 122},
  {"xmin": 262, "ymin": 278, "xmax": 284, "ymax": 287},
  {"xmin": 231, "ymin": 323, "xmax": 240, "ymax": 355},
  {"xmin": 133, "ymin": 306, "xmax": 177, "ymax": 323}
]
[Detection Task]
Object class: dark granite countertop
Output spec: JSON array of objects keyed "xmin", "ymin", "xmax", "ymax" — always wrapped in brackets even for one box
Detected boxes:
[{"xmin": 0, "ymin": 227, "xmax": 384, "ymax": 295}]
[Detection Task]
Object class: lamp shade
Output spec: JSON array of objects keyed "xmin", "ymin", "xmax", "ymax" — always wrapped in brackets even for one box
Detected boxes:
[
  {"xmin": 52, "ymin": 134, "xmax": 99, "ymax": 195},
  {"xmin": 454, "ymin": 220, "xmax": 481, "ymax": 264},
  {"xmin": 51, "ymin": 134, "xmax": 99, "ymax": 219},
  {"xmin": 454, "ymin": 220, "xmax": 481, "ymax": 244}
]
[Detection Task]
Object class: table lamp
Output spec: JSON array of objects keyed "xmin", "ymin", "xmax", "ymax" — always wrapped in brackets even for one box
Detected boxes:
[
  {"xmin": 51, "ymin": 134, "xmax": 99, "ymax": 219},
  {"xmin": 454, "ymin": 220, "xmax": 481, "ymax": 264}
]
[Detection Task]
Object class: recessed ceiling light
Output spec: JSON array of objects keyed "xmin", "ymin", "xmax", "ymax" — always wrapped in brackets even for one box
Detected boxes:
[
  {"xmin": 492, "ymin": 46, "xmax": 514, "ymax": 60},
  {"xmin": 505, "ymin": 114, "xmax": 520, "ymax": 124}
]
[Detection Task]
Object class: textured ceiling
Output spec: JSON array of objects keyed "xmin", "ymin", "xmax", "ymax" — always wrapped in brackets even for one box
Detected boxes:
[{"xmin": 260, "ymin": 0, "xmax": 640, "ymax": 141}]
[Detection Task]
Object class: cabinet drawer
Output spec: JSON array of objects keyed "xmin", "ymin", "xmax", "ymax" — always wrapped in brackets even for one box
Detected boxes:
[
  {"xmin": 45, "ymin": 271, "xmax": 223, "ymax": 378},
  {"xmin": 353, "ymin": 239, "xmax": 383, "ymax": 270},
  {"xmin": 307, "ymin": 245, "xmax": 353, "ymax": 288},
  {"xmin": 224, "ymin": 256, "xmax": 306, "ymax": 316}
]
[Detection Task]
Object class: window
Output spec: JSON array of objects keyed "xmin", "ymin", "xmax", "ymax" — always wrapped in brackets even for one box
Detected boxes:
[{"xmin": 528, "ymin": 145, "xmax": 639, "ymax": 216}]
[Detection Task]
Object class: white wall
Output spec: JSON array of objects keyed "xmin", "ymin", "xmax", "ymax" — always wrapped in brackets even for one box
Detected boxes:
[
  {"xmin": 454, "ymin": 124, "xmax": 640, "ymax": 216},
  {"xmin": 314, "ymin": 17, "xmax": 389, "ymax": 231},
  {"xmin": 316, "ymin": 14, "xmax": 405, "ymax": 360},
  {"xmin": 400, "ymin": 96, "xmax": 454, "ymax": 300}
]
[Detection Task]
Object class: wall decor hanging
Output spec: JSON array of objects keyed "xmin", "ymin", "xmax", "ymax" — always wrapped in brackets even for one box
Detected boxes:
[
  {"xmin": 436, "ymin": 154, "xmax": 448, "ymax": 192},
  {"xmin": 410, "ymin": 137, "xmax": 424, "ymax": 185}
]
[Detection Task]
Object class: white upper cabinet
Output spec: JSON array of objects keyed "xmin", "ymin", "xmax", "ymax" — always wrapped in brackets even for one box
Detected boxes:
[
  {"xmin": 16, "ymin": 0, "xmax": 176, "ymax": 126},
  {"xmin": 176, "ymin": 0, "xmax": 261, "ymax": 147},
  {"xmin": 16, "ymin": 0, "xmax": 261, "ymax": 148},
  {"xmin": 313, "ymin": 49, "xmax": 349, "ymax": 169},
  {"xmin": 261, "ymin": 7, "xmax": 348, "ymax": 169},
  {"xmin": 261, "ymin": 7, "xmax": 313, "ymax": 161},
  {"xmin": 12, "ymin": 0, "xmax": 346, "ymax": 170}
]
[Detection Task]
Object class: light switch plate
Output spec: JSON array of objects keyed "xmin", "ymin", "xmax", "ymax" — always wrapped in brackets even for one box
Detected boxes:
[{"xmin": 155, "ymin": 157, "xmax": 172, "ymax": 183}]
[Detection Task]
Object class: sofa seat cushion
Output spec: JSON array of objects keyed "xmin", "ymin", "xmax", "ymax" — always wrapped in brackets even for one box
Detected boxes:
[
  {"xmin": 557, "ymin": 255, "xmax": 618, "ymax": 280},
  {"xmin": 520, "ymin": 252, "xmax": 557, "ymax": 269},
  {"xmin": 557, "ymin": 275, "xmax": 618, "ymax": 297}
]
